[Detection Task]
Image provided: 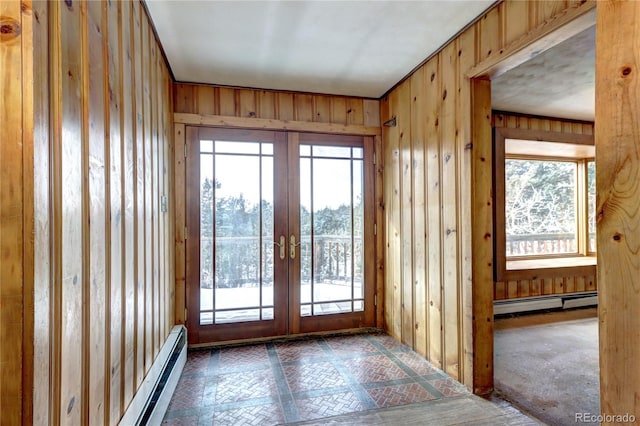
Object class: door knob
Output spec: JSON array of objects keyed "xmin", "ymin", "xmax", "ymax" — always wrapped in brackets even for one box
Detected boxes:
[
  {"xmin": 290, "ymin": 234, "xmax": 302, "ymax": 259},
  {"xmin": 273, "ymin": 235, "xmax": 286, "ymax": 260}
]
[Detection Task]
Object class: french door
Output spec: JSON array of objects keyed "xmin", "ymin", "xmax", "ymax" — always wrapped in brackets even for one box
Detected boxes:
[{"xmin": 185, "ymin": 127, "xmax": 375, "ymax": 344}]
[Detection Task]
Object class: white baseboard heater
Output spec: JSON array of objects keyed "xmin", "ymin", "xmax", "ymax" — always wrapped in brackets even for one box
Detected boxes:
[
  {"xmin": 119, "ymin": 325, "xmax": 187, "ymax": 426},
  {"xmin": 494, "ymin": 292, "xmax": 598, "ymax": 316}
]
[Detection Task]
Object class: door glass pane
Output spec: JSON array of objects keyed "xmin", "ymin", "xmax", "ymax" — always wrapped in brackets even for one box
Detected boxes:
[
  {"xmin": 215, "ymin": 140, "xmax": 260, "ymax": 154},
  {"xmin": 199, "ymin": 140, "xmax": 275, "ymax": 325},
  {"xmin": 300, "ymin": 144, "xmax": 364, "ymax": 316},
  {"xmin": 505, "ymin": 159, "xmax": 577, "ymax": 256},
  {"xmin": 312, "ymin": 145, "xmax": 351, "ymax": 158},
  {"xmin": 199, "ymin": 148, "xmax": 214, "ymax": 324},
  {"xmin": 588, "ymin": 161, "xmax": 596, "ymax": 252},
  {"xmin": 300, "ymin": 157, "xmax": 312, "ymax": 305}
]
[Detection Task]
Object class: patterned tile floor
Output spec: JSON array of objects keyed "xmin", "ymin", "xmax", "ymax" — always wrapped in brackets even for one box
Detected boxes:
[{"xmin": 163, "ymin": 333, "xmax": 469, "ymax": 426}]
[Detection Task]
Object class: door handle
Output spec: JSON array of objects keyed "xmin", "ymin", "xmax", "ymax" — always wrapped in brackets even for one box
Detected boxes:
[
  {"xmin": 290, "ymin": 234, "xmax": 302, "ymax": 259},
  {"xmin": 274, "ymin": 235, "xmax": 286, "ymax": 260}
]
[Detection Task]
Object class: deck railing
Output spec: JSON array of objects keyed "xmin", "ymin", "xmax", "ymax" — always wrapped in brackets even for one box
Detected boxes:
[{"xmin": 506, "ymin": 233, "xmax": 596, "ymax": 256}]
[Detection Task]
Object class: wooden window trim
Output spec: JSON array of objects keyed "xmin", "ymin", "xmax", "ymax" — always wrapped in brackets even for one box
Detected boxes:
[{"xmin": 494, "ymin": 127, "xmax": 596, "ymax": 282}]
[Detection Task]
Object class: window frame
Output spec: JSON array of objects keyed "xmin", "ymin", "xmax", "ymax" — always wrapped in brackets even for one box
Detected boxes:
[{"xmin": 494, "ymin": 127, "xmax": 596, "ymax": 282}]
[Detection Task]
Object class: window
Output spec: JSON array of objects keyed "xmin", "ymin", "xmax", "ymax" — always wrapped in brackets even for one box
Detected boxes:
[
  {"xmin": 587, "ymin": 160, "xmax": 596, "ymax": 252},
  {"xmin": 494, "ymin": 127, "xmax": 596, "ymax": 281},
  {"xmin": 505, "ymin": 158, "xmax": 594, "ymax": 257}
]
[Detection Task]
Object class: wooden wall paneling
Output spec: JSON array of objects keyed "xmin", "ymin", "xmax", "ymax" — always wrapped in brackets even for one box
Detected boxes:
[
  {"xmin": 440, "ymin": 43, "xmax": 460, "ymax": 379},
  {"xmin": 161, "ymin": 48, "xmax": 171, "ymax": 342},
  {"xmin": 556, "ymin": 277, "xmax": 565, "ymax": 294},
  {"xmin": 537, "ymin": 0, "xmax": 570, "ymax": 27},
  {"xmin": 364, "ymin": 99, "xmax": 381, "ymax": 127},
  {"xmin": 167, "ymin": 68, "xmax": 175, "ymax": 337},
  {"xmin": 156, "ymin": 46, "xmax": 165, "ymax": 343},
  {"xmin": 31, "ymin": 0, "xmax": 51, "ymax": 423},
  {"xmin": 217, "ymin": 87, "xmax": 236, "ymax": 116},
  {"xmin": 21, "ymin": 2, "xmax": 37, "ymax": 422},
  {"xmin": 374, "ymin": 134, "xmax": 385, "ymax": 328},
  {"xmin": 410, "ymin": 67, "xmax": 427, "ymax": 358},
  {"xmin": 196, "ymin": 85, "xmax": 215, "ymax": 116},
  {"xmin": 478, "ymin": 4, "xmax": 502, "ymax": 62},
  {"xmin": 456, "ymin": 27, "xmax": 476, "ymax": 388},
  {"xmin": 592, "ymin": 0, "xmax": 640, "ymax": 386},
  {"xmin": 424, "ymin": 56, "xmax": 442, "ymax": 368},
  {"xmin": 347, "ymin": 98, "xmax": 364, "ymax": 126},
  {"xmin": 174, "ymin": 84, "xmax": 194, "ymax": 114},
  {"xmin": 381, "ymin": 94, "xmax": 399, "ymax": 338},
  {"xmin": 379, "ymin": 0, "xmax": 598, "ymax": 393},
  {"xmin": 530, "ymin": 279, "xmax": 541, "ymax": 297},
  {"xmin": 132, "ymin": 0, "xmax": 146, "ymax": 390},
  {"xmin": 0, "ymin": 1, "xmax": 25, "ymax": 424},
  {"xmin": 49, "ymin": 3, "xmax": 64, "ymax": 422},
  {"xmin": 121, "ymin": 0, "xmax": 135, "ymax": 405},
  {"xmin": 59, "ymin": 0, "xmax": 86, "ymax": 422},
  {"xmin": 238, "ymin": 89, "xmax": 256, "ymax": 118},
  {"xmin": 330, "ymin": 97, "xmax": 348, "ymax": 125},
  {"xmin": 468, "ymin": 1, "xmax": 595, "ymax": 80},
  {"xmin": 142, "ymin": 10, "xmax": 153, "ymax": 374},
  {"xmin": 399, "ymin": 80, "xmax": 414, "ymax": 348},
  {"xmin": 494, "ymin": 282, "xmax": 506, "ymax": 300},
  {"xmin": 87, "ymin": 1, "xmax": 107, "ymax": 423},
  {"xmin": 504, "ymin": 0, "xmax": 531, "ymax": 44},
  {"xmin": 587, "ymin": 275, "xmax": 596, "ymax": 291},
  {"xmin": 257, "ymin": 90, "xmax": 276, "ymax": 119},
  {"xmin": 150, "ymin": 22, "xmax": 160, "ymax": 359},
  {"xmin": 519, "ymin": 279, "xmax": 530, "ymax": 298},
  {"xmin": 174, "ymin": 124, "xmax": 186, "ymax": 325},
  {"xmin": 162, "ymin": 64, "xmax": 170, "ymax": 342},
  {"xmin": 294, "ymin": 94, "xmax": 314, "ymax": 122},
  {"xmin": 20, "ymin": 0, "xmax": 174, "ymax": 422},
  {"xmin": 313, "ymin": 95, "xmax": 331, "ymax": 123},
  {"xmin": 107, "ymin": 0, "xmax": 123, "ymax": 419},
  {"xmin": 276, "ymin": 92, "xmax": 295, "ymax": 121}
]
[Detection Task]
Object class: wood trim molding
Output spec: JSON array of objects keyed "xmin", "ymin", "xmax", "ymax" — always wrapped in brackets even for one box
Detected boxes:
[
  {"xmin": 174, "ymin": 113, "xmax": 381, "ymax": 136},
  {"xmin": 467, "ymin": 1, "xmax": 596, "ymax": 79},
  {"xmin": 503, "ymin": 264, "xmax": 596, "ymax": 282},
  {"xmin": 471, "ymin": 78, "xmax": 494, "ymax": 394},
  {"xmin": 496, "ymin": 127, "xmax": 594, "ymax": 146}
]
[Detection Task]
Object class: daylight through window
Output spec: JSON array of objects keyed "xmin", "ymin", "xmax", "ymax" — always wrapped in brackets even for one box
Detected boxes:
[{"xmin": 505, "ymin": 157, "xmax": 595, "ymax": 259}]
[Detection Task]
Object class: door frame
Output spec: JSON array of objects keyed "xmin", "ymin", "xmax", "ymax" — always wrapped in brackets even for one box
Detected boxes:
[
  {"xmin": 467, "ymin": 4, "xmax": 596, "ymax": 394},
  {"xmin": 182, "ymin": 126, "xmax": 379, "ymax": 344}
]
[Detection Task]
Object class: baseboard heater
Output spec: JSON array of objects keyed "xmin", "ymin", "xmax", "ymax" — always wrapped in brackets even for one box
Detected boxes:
[
  {"xmin": 119, "ymin": 325, "xmax": 187, "ymax": 426},
  {"xmin": 494, "ymin": 292, "xmax": 598, "ymax": 315}
]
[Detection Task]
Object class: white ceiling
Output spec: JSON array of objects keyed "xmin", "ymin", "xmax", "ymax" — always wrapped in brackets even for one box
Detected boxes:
[
  {"xmin": 146, "ymin": 0, "xmax": 494, "ymax": 98},
  {"xmin": 492, "ymin": 25, "xmax": 595, "ymax": 121}
]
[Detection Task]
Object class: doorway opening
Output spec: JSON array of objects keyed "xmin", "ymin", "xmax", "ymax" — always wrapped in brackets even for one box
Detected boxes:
[
  {"xmin": 469, "ymin": 9, "xmax": 599, "ymax": 424},
  {"xmin": 185, "ymin": 127, "xmax": 376, "ymax": 344}
]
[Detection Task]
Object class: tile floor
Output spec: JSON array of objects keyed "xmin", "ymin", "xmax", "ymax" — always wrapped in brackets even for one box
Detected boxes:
[{"xmin": 162, "ymin": 333, "xmax": 469, "ymax": 425}]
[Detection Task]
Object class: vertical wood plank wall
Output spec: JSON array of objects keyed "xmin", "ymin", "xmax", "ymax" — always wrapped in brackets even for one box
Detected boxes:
[
  {"xmin": 492, "ymin": 112, "xmax": 597, "ymax": 301},
  {"xmin": 172, "ymin": 83, "xmax": 380, "ymax": 326},
  {"xmin": 596, "ymin": 2, "xmax": 640, "ymax": 420},
  {"xmin": 0, "ymin": 1, "xmax": 175, "ymax": 424},
  {"xmin": 380, "ymin": 0, "xmax": 593, "ymax": 390},
  {"xmin": 173, "ymin": 83, "xmax": 380, "ymax": 126},
  {"xmin": 0, "ymin": 1, "xmax": 41, "ymax": 424}
]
